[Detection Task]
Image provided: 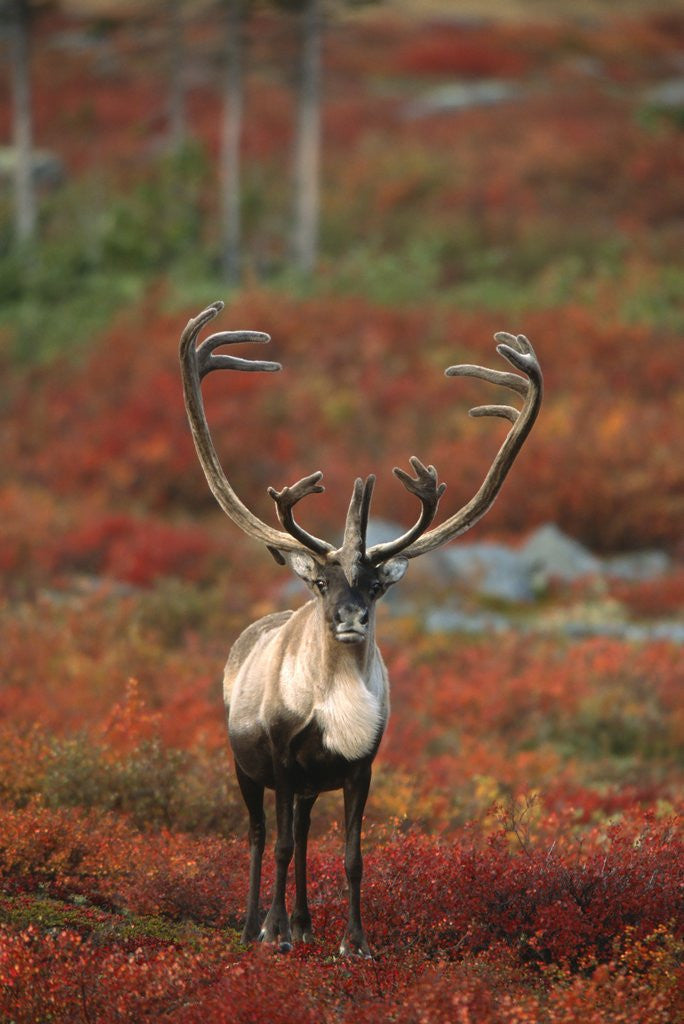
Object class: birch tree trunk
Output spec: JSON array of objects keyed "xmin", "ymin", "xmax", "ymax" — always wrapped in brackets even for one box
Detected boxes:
[
  {"xmin": 8, "ymin": 0, "xmax": 36, "ymax": 244},
  {"xmin": 220, "ymin": 0, "xmax": 244, "ymax": 283},
  {"xmin": 291, "ymin": 0, "xmax": 322, "ymax": 275},
  {"xmin": 167, "ymin": 0, "xmax": 186, "ymax": 151}
]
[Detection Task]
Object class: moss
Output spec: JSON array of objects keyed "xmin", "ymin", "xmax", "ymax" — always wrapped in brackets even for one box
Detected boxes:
[{"xmin": 0, "ymin": 893, "xmax": 241, "ymax": 951}]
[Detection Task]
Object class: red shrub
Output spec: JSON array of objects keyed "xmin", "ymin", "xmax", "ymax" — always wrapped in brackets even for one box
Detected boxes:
[
  {"xmin": 0, "ymin": 806, "xmax": 681, "ymax": 1023},
  {"xmin": 610, "ymin": 570, "xmax": 684, "ymax": 621},
  {"xmin": 361, "ymin": 818, "xmax": 684, "ymax": 967},
  {"xmin": 0, "ymin": 926, "xmax": 230, "ymax": 1024},
  {"xmin": 395, "ymin": 27, "xmax": 531, "ymax": 78},
  {"xmin": 7, "ymin": 290, "xmax": 682, "ymax": 554},
  {"xmin": 57, "ymin": 513, "xmax": 214, "ymax": 586}
]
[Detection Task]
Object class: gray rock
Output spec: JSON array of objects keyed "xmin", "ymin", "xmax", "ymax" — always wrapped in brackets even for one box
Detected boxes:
[
  {"xmin": 643, "ymin": 78, "xmax": 684, "ymax": 109},
  {"xmin": 649, "ymin": 622, "xmax": 684, "ymax": 644},
  {"xmin": 405, "ymin": 80, "xmax": 521, "ymax": 118},
  {"xmin": 368, "ymin": 521, "xmax": 534, "ymax": 601},
  {"xmin": 440, "ymin": 542, "xmax": 534, "ymax": 603},
  {"xmin": 365, "ymin": 518, "xmax": 408, "ymax": 548},
  {"xmin": 424, "ymin": 607, "xmax": 510, "ymax": 635},
  {"xmin": 557, "ymin": 620, "xmax": 684, "ymax": 644},
  {"xmin": 521, "ymin": 523, "xmax": 601, "ymax": 585},
  {"xmin": 604, "ymin": 550, "xmax": 671, "ymax": 581}
]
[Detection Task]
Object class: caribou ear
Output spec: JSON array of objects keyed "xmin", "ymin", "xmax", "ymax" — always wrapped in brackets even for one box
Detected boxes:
[
  {"xmin": 379, "ymin": 557, "xmax": 408, "ymax": 588},
  {"xmin": 283, "ymin": 550, "xmax": 320, "ymax": 584}
]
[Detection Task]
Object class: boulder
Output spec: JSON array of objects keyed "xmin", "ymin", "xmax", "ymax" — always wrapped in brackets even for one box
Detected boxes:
[
  {"xmin": 604, "ymin": 550, "xmax": 670, "ymax": 581},
  {"xmin": 405, "ymin": 80, "xmax": 521, "ymax": 118},
  {"xmin": 521, "ymin": 523, "xmax": 601, "ymax": 585},
  {"xmin": 440, "ymin": 543, "xmax": 534, "ymax": 603}
]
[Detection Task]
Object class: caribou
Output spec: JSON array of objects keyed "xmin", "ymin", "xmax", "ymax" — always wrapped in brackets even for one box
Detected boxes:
[{"xmin": 179, "ymin": 301, "xmax": 542, "ymax": 957}]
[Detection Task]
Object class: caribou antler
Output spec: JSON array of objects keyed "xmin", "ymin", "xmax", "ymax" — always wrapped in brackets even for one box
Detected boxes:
[
  {"xmin": 181, "ymin": 305, "xmax": 542, "ymax": 571},
  {"xmin": 394, "ymin": 333, "xmax": 542, "ymax": 560},
  {"xmin": 179, "ymin": 302, "xmax": 328, "ymax": 560},
  {"xmin": 268, "ymin": 473, "xmax": 334, "ymax": 559},
  {"xmin": 366, "ymin": 458, "xmax": 446, "ymax": 564}
]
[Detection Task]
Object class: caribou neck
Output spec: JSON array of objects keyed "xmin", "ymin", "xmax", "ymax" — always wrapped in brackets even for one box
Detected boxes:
[{"xmin": 311, "ymin": 599, "xmax": 377, "ymax": 684}]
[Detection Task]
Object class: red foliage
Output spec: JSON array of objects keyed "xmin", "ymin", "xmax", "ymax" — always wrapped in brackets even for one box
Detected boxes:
[
  {"xmin": 0, "ymin": 925, "xmax": 230, "ymax": 1024},
  {"xmin": 57, "ymin": 513, "xmax": 214, "ymax": 586},
  {"xmin": 610, "ymin": 570, "xmax": 684, "ymax": 621},
  {"xmin": 5, "ymin": 292, "xmax": 682, "ymax": 565},
  {"xmin": 1, "ymin": 806, "xmax": 681, "ymax": 959},
  {"xmin": 0, "ymin": 806, "xmax": 681, "ymax": 1023},
  {"xmin": 395, "ymin": 26, "xmax": 531, "ymax": 79}
]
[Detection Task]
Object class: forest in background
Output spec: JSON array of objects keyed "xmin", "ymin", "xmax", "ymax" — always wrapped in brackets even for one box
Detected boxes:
[{"xmin": 0, "ymin": 2, "xmax": 683, "ymax": 1020}]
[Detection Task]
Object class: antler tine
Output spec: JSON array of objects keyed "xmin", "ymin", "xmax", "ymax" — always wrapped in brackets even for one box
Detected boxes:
[
  {"xmin": 334, "ymin": 476, "xmax": 376, "ymax": 582},
  {"xmin": 366, "ymin": 457, "xmax": 446, "ymax": 564},
  {"xmin": 196, "ymin": 329, "xmax": 280, "ymax": 380},
  {"xmin": 397, "ymin": 333, "xmax": 542, "ymax": 560},
  {"xmin": 268, "ymin": 472, "xmax": 333, "ymax": 558},
  {"xmin": 469, "ymin": 405, "xmax": 519, "ymax": 424},
  {"xmin": 446, "ymin": 363, "xmax": 529, "ymax": 397},
  {"xmin": 357, "ymin": 474, "xmax": 375, "ymax": 544},
  {"xmin": 179, "ymin": 302, "xmax": 332, "ymax": 559},
  {"xmin": 342, "ymin": 476, "xmax": 376, "ymax": 553}
]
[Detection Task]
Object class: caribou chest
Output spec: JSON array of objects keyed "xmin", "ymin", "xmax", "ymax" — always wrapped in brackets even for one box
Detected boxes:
[
  {"xmin": 313, "ymin": 659, "xmax": 385, "ymax": 761},
  {"xmin": 278, "ymin": 642, "xmax": 387, "ymax": 763}
]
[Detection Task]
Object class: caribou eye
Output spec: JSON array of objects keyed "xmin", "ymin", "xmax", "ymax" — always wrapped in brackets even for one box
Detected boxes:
[
  {"xmin": 369, "ymin": 581, "xmax": 382, "ymax": 598},
  {"xmin": 314, "ymin": 578, "xmax": 328, "ymax": 594}
]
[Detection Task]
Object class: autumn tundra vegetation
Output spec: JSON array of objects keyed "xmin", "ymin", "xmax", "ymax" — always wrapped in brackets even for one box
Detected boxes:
[{"xmin": 1, "ymin": 3, "xmax": 683, "ymax": 1022}]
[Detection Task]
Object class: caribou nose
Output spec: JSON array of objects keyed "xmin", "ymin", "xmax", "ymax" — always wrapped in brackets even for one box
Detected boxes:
[
  {"xmin": 334, "ymin": 603, "xmax": 369, "ymax": 642},
  {"xmin": 335, "ymin": 604, "xmax": 368, "ymax": 626}
]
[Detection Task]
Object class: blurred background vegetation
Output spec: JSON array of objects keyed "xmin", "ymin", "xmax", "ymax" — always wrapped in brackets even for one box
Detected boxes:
[
  {"xmin": 1, "ymin": 0, "xmax": 683, "ymax": 561},
  {"xmin": 2, "ymin": 0, "xmax": 684, "ymax": 354}
]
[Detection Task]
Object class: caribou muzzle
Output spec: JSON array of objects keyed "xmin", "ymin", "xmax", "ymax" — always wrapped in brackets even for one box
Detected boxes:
[{"xmin": 333, "ymin": 602, "xmax": 369, "ymax": 644}]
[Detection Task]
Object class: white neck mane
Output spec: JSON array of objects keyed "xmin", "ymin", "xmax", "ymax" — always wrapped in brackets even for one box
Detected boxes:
[{"xmin": 315, "ymin": 660, "xmax": 383, "ymax": 760}]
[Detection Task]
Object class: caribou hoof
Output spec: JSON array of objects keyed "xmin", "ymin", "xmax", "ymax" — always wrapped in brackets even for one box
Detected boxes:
[
  {"xmin": 339, "ymin": 936, "xmax": 373, "ymax": 959},
  {"xmin": 291, "ymin": 920, "xmax": 315, "ymax": 945},
  {"xmin": 240, "ymin": 919, "xmax": 262, "ymax": 944},
  {"xmin": 258, "ymin": 928, "xmax": 293, "ymax": 953}
]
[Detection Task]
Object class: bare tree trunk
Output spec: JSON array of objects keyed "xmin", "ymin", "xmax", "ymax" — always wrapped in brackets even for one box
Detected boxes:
[
  {"xmin": 291, "ymin": 0, "xmax": 322, "ymax": 276},
  {"xmin": 220, "ymin": 0, "xmax": 244, "ymax": 283},
  {"xmin": 167, "ymin": 0, "xmax": 186, "ymax": 150},
  {"xmin": 8, "ymin": 0, "xmax": 36, "ymax": 244}
]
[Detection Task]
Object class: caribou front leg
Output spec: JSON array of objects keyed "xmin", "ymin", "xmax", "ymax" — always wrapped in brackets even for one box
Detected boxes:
[
  {"xmin": 291, "ymin": 793, "xmax": 318, "ymax": 943},
  {"xmin": 259, "ymin": 773, "xmax": 295, "ymax": 952},
  {"xmin": 340, "ymin": 763, "xmax": 372, "ymax": 958},
  {"xmin": 235, "ymin": 763, "xmax": 266, "ymax": 944}
]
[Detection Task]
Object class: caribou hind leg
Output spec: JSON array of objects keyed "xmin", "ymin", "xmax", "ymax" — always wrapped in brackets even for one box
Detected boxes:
[
  {"xmin": 291, "ymin": 793, "xmax": 318, "ymax": 943},
  {"xmin": 340, "ymin": 763, "xmax": 373, "ymax": 958},
  {"xmin": 235, "ymin": 762, "xmax": 266, "ymax": 944}
]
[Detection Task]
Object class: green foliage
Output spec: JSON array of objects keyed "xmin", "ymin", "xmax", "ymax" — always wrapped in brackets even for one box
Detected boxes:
[
  {"xmin": 22, "ymin": 736, "xmax": 242, "ymax": 836},
  {"xmin": 0, "ymin": 143, "xmax": 210, "ymax": 363},
  {"xmin": 318, "ymin": 239, "xmax": 442, "ymax": 304}
]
